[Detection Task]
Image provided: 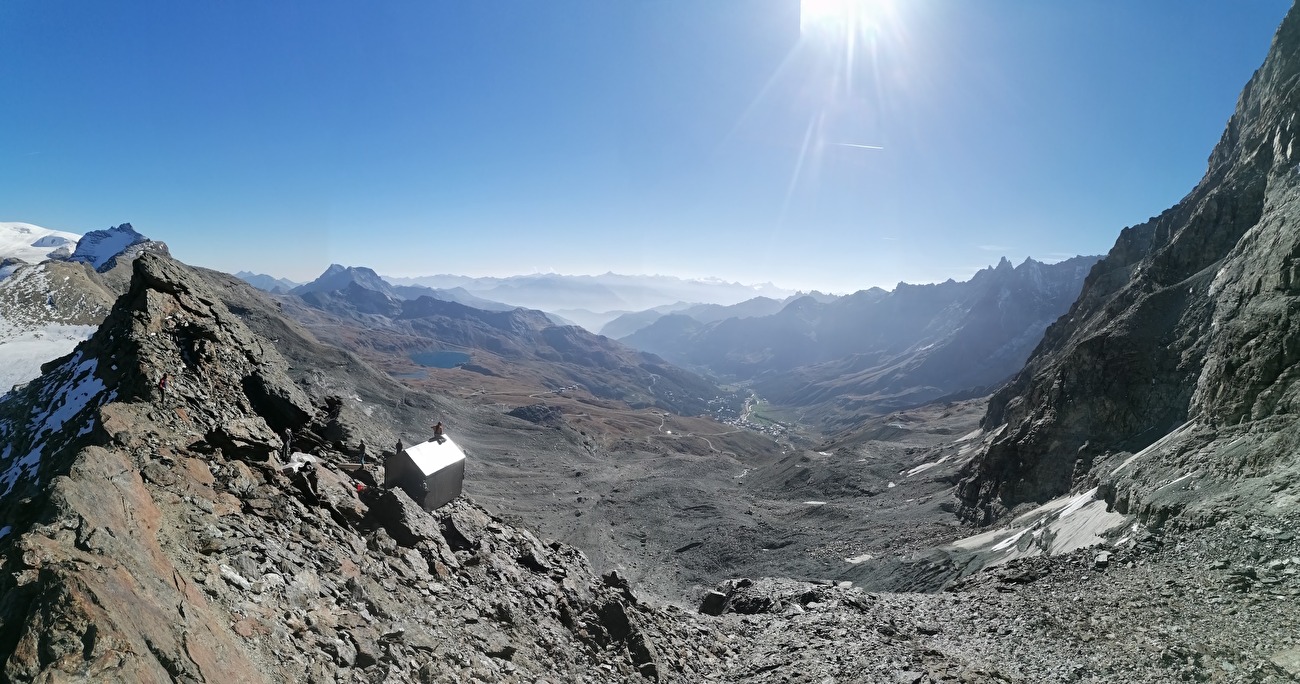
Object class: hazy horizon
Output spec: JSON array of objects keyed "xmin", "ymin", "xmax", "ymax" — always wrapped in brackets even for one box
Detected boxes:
[
  {"xmin": 2, "ymin": 1, "xmax": 1290, "ymax": 292},
  {"xmin": 261, "ymin": 250, "xmax": 1076, "ymax": 296}
]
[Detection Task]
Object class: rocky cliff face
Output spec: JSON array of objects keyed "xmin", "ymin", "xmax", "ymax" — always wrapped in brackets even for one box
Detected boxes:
[{"xmin": 958, "ymin": 7, "xmax": 1300, "ymax": 524}]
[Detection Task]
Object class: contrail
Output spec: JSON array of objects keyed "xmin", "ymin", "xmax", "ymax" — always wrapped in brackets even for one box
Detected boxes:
[{"xmin": 833, "ymin": 143, "xmax": 884, "ymax": 150}]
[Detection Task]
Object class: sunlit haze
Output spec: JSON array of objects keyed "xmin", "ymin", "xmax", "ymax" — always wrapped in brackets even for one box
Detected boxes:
[{"xmin": 0, "ymin": 1, "xmax": 1290, "ymax": 294}]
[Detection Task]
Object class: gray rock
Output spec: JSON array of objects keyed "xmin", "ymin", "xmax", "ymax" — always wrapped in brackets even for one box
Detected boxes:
[
  {"xmin": 220, "ymin": 564, "xmax": 253, "ymax": 591},
  {"xmin": 369, "ymin": 488, "xmax": 444, "ymax": 548},
  {"xmin": 1094, "ymin": 551, "xmax": 1112, "ymax": 569},
  {"xmin": 699, "ymin": 590, "xmax": 731, "ymax": 616},
  {"xmin": 348, "ymin": 626, "xmax": 382, "ymax": 669},
  {"xmin": 1273, "ymin": 646, "xmax": 1300, "ymax": 677}
]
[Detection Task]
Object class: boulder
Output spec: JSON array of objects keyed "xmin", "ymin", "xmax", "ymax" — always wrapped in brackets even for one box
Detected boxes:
[{"xmin": 369, "ymin": 488, "xmax": 445, "ymax": 548}]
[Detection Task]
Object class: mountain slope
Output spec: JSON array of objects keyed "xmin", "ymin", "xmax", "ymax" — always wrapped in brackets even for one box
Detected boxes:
[
  {"xmin": 957, "ymin": 6, "xmax": 1300, "ymax": 526},
  {"xmin": 289, "ymin": 274, "xmax": 732, "ymax": 418},
  {"xmin": 0, "ymin": 262, "xmax": 117, "ymax": 394},
  {"xmin": 0, "ymin": 253, "xmax": 740, "ymax": 681}
]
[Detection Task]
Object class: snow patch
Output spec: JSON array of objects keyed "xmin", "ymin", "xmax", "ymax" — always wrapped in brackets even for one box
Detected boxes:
[
  {"xmin": 0, "ymin": 354, "xmax": 115, "ymax": 496},
  {"xmin": 0, "ymin": 222, "xmax": 82, "ymax": 267},
  {"xmin": 906, "ymin": 454, "xmax": 950, "ymax": 477},
  {"xmin": 0, "ymin": 324, "xmax": 97, "ymax": 396},
  {"xmin": 990, "ymin": 528, "xmax": 1032, "ymax": 552},
  {"xmin": 950, "ymin": 486, "xmax": 1127, "ymax": 565}
]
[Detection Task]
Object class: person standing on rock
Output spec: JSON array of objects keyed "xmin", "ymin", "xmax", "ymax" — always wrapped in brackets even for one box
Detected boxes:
[
  {"xmin": 294, "ymin": 459, "xmax": 320, "ymax": 503},
  {"xmin": 282, "ymin": 427, "xmax": 294, "ymax": 460},
  {"xmin": 157, "ymin": 373, "xmax": 169, "ymax": 403},
  {"xmin": 433, "ymin": 422, "xmax": 445, "ymax": 443}
]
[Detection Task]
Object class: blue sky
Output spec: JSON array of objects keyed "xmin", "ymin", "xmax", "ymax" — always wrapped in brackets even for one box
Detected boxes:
[{"xmin": 0, "ymin": 1, "xmax": 1291, "ymax": 293}]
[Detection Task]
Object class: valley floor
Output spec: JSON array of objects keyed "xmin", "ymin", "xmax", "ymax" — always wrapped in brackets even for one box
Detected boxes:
[{"xmin": 461, "ymin": 398, "xmax": 992, "ymax": 604}]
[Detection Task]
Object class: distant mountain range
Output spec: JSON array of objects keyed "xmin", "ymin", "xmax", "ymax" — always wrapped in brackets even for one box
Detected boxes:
[
  {"xmin": 598, "ymin": 292, "xmax": 840, "ymax": 340},
  {"xmin": 241, "ymin": 256, "xmax": 1101, "ymax": 429},
  {"xmin": 239, "ymin": 265, "xmax": 520, "ymax": 313},
  {"xmin": 383, "ymin": 272, "xmax": 798, "ymax": 316},
  {"xmin": 621, "ymin": 256, "xmax": 1100, "ymax": 426},
  {"xmin": 282, "ymin": 263, "xmax": 730, "ymax": 418},
  {"xmin": 234, "ymin": 271, "xmax": 300, "ymax": 294},
  {"xmin": 239, "ymin": 267, "xmax": 813, "ymax": 333}
]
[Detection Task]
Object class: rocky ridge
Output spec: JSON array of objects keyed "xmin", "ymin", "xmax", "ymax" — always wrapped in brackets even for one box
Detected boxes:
[
  {"xmin": 0, "ymin": 253, "xmax": 735, "ymax": 682},
  {"xmin": 957, "ymin": 4, "xmax": 1300, "ymax": 528}
]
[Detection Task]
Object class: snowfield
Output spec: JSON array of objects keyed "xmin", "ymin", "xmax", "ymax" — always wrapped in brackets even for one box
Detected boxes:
[
  {"xmin": 0, "ymin": 222, "xmax": 81, "ymax": 266},
  {"xmin": 0, "ymin": 323, "xmax": 97, "ymax": 396}
]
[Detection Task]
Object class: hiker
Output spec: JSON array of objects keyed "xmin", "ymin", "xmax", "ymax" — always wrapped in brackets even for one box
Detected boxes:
[
  {"xmin": 433, "ymin": 422, "xmax": 445, "ymax": 443},
  {"xmin": 358, "ymin": 441, "xmax": 367, "ymax": 467},
  {"xmin": 294, "ymin": 460, "xmax": 320, "ymax": 502},
  {"xmin": 157, "ymin": 373, "xmax": 169, "ymax": 402},
  {"xmin": 282, "ymin": 427, "xmax": 293, "ymax": 460}
]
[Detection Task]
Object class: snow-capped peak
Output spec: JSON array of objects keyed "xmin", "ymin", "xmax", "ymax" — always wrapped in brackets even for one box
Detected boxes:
[{"xmin": 68, "ymin": 223, "xmax": 149, "ymax": 271}]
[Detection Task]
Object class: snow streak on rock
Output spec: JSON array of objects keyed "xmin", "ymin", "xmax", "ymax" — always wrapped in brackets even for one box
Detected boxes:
[{"xmin": 0, "ymin": 352, "xmax": 114, "ymax": 496}]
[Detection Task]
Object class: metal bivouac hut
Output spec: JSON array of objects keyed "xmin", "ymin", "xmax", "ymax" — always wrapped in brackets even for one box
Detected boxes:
[{"xmin": 384, "ymin": 437, "xmax": 466, "ymax": 510}]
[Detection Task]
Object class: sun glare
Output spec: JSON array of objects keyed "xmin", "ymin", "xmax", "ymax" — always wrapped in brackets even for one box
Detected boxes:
[{"xmin": 800, "ymin": 0, "xmax": 895, "ymax": 36}]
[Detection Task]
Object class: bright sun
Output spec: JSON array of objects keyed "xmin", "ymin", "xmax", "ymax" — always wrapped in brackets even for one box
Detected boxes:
[{"xmin": 800, "ymin": 0, "xmax": 894, "ymax": 36}]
